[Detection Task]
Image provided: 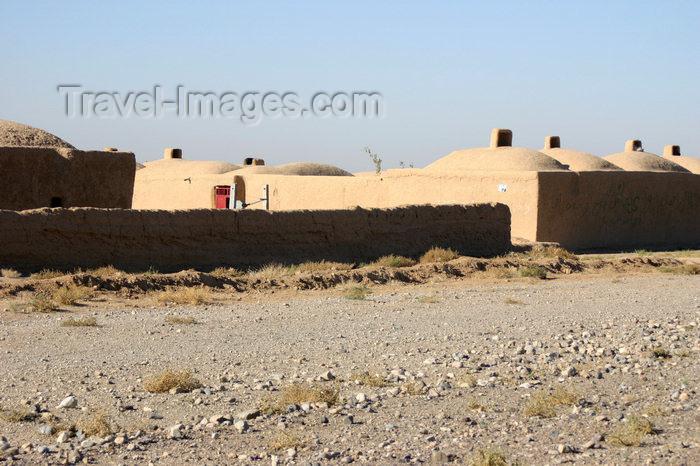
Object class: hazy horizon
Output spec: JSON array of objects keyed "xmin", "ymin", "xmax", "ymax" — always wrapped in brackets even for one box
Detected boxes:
[{"xmin": 1, "ymin": 1, "xmax": 698, "ymax": 171}]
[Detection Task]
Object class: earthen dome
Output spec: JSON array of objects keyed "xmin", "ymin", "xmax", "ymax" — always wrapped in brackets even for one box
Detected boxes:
[
  {"xmin": 425, "ymin": 129, "xmax": 568, "ymax": 172},
  {"xmin": 143, "ymin": 158, "xmax": 242, "ymax": 175},
  {"xmin": 540, "ymin": 136, "xmax": 621, "ymax": 171},
  {"xmin": 661, "ymin": 145, "xmax": 700, "ymax": 174},
  {"xmin": 236, "ymin": 162, "xmax": 353, "ymax": 176},
  {"xmin": 0, "ymin": 119, "xmax": 75, "ymax": 149},
  {"xmin": 604, "ymin": 140, "xmax": 690, "ymax": 173}
]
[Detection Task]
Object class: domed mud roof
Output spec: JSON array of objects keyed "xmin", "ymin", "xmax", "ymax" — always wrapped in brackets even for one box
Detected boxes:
[
  {"xmin": 425, "ymin": 129, "xmax": 568, "ymax": 172},
  {"xmin": 604, "ymin": 140, "xmax": 690, "ymax": 173},
  {"xmin": 236, "ymin": 162, "xmax": 353, "ymax": 176},
  {"xmin": 0, "ymin": 119, "xmax": 75, "ymax": 149},
  {"xmin": 540, "ymin": 136, "xmax": 622, "ymax": 171},
  {"xmin": 661, "ymin": 145, "xmax": 700, "ymax": 174},
  {"xmin": 143, "ymin": 159, "xmax": 242, "ymax": 175}
]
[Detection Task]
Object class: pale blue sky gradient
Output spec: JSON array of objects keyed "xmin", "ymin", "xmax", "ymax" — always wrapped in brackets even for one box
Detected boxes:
[{"xmin": 1, "ymin": 0, "xmax": 698, "ymax": 171}]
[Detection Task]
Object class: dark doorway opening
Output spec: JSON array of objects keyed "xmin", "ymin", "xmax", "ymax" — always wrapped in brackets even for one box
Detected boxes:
[{"xmin": 50, "ymin": 197, "xmax": 63, "ymax": 207}]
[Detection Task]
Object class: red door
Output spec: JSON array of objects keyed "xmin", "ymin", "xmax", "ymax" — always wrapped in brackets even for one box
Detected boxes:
[{"xmin": 215, "ymin": 186, "xmax": 230, "ymax": 209}]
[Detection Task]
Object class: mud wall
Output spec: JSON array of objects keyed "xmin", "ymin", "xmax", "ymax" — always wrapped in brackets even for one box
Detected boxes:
[
  {"xmin": 536, "ymin": 171, "xmax": 700, "ymax": 250},
  {"xmin": 134, "ymin": 170, "xmax": 539, "ymax": 241},
  {"xmin": 0, "ymin": 204, "xmax": 510, "ymax": 272},
  {"xmin": 0, "ymin": 147, "xmax": 135, "ymax": 210}
]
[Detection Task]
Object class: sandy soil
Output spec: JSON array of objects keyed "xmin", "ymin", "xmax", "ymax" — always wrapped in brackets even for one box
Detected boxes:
[{"xmin": 0, "ymin": 256, "xmax": 698, "ymax": 465}]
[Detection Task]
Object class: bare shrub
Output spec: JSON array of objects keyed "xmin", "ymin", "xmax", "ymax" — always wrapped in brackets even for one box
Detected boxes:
[
  {"xmin": 371, "ymin": 255, "xmax": 416, "ymax": 268},
  {"xmin": 295, "ymin": 260, "xmax": 353, "ymax": 273},
  {"xmin": 143, "ymin": 369, "xmax": 201, "ymax": 393},
  {"xmin": 77, "ymin": 410, "xmax": 118, "ymax": 437},
  {"xmin": 61, "ymin": 316, "xmax": 98, "ymax": 327},
  {"xmin": 156, "ymin": 286, "xmax": 210, "ymax": 305},
  {"xmin": 53, "ymin": 283, "xmax": 93, "ymax": 305},
  {"xmin": 30, "ymin": 269, "xmax": 64, "ymax": 279},
  {"xmin": 1, "ymin": 269, "xmax": 21, "ymax": 278},
  {"xmin": 420, "ymin": 247, "xmax": 459, "ymax": 263},
  {"xmin": 29, "ymin": 293, "xmax": 58, "ymax": 312}
]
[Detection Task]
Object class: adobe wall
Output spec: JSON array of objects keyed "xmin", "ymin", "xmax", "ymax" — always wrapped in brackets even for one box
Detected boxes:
[
  {"xmin": 0, "ymin": 147, "xmax": 136, "ymax": 210},
  {"xmin": 134, "ymin": 170, "xmax": 539, "ymax": 241},
  {"xmin": 0, "ymin": 204, "xmax": 510, "ymax": 272},
  {"xmin": 536, "ymin": 171, "xmax": 700, "ymax": 250}
]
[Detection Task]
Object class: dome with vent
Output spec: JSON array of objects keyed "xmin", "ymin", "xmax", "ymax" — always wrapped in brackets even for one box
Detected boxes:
[
  {"xmin": 661, "ymin": 145, "xmax": 700, "ymax": 174},
  {"xmin": 425, "ymin": 129, "xmax": 568, "ymax": 172},
  {"xmin": 604, "ymin": 140, "xmax": 690, "ymax": 173},
  {"xmin": 540, "ymin": 136, "xmax": 621, "ymax": 171}
]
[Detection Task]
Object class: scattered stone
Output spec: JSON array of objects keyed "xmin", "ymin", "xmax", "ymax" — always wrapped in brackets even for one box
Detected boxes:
[
  {"xmin": 57, "ymin": 395, "xmax": 77, "ymax": 409},
  {"xmin": 167, "ymin": 425, "xmax": 183, "ymax": 439},
  {"xmin": 234, "ymin": 420, "xmax": 249, "ymax": 433},
  {"xmin": 39, "ymin": 425, "xmax": 55, "ymax": 435},
  {"xmin": 56, "ymin": 431, "xmax": 70, "ymax": 443},
  {"xmin": 557, "ymin": 444, "xmax": 575, "ymax": 454},
  {"xmin": 236, "ymin": 408, "xmax": 260, "ymax": 420}
]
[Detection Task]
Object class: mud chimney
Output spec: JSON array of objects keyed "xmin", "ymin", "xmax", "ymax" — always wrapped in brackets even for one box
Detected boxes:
[
  {"xmin": 103, "ymin": 147, "xmax": 118, "ymax": 152},
  {"xmin": 625, "ymin": 140, "xmax": 643, "ymax": 152},
  {"xmin": 244, "ymin": 157, "xmax": 265, "ymax": 166},
  {"xmin": 663, "ymin": 145, "xmax": 681, "ymax": 156},
  {"xmin": 544, "ymin": 136, "xmax": 560, "ymax": 149},
  {"xmin": 164, "ymin": 148, "xmax": 182, "ymax": 159},
  {"xmin": 490, "ymin": 129, "xmax": 512, "ymax": 149}
]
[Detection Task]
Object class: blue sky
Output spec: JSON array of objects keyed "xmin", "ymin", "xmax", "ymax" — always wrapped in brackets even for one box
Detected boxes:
[{"xmin": 1, "ymin": 1, "xmax": 698, "ymax": 171}]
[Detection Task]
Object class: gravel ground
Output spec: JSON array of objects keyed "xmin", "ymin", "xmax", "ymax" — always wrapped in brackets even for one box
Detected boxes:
[{"xmin": 0, "ymin": 274, "xmax": 698, "ymax": 465}]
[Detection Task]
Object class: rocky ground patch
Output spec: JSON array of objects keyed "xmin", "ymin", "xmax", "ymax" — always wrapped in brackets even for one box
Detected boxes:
[{"xmin": 0, "ymin": 252, "xmax": 698, "ymax": 464}]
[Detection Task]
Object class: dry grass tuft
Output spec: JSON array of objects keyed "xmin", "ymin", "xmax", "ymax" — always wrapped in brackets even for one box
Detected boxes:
[
  {"xmin": 1, "ymin": 268, "xmax": 21, "ymax": 278},
  {"xmin": 400, "ymin": 382, "xmax": 425, "ymax": 395},
  {"xmin": 518, "ymin": 265, "xmax": 547, "ymax": 279},
  {"xmin": 644, "ymin": 404, "xmax": 670, "ymax": 417},
  {"xmin": 267, "ymin": 431, "xmax": 306, "ymax": 452},
  {"xmin": 248, "ymin": 263, "xmax": 295, "ymax": 280},
  {"xmin": 469, "ymin": 448, "xmax": 509, "ymax": 466},
  {"xmin": 351, "ymin": 370, "xmax": 389, "ymax": 387},
  {"xmin": 649, "ymin": 347, "xmax": 671, "ymax": 359},
  {"xmin": 467, "ymin": 398, "xmax": 488, "ymax": 412},
  {"xmin": 143, "ymin": 369, "xmax": 202, "ymax": 393},
  {"xmin": 29, "ymin": 293, "xmax": 58, "ymax": 312},
  {"xmin": 344, "ymin": 285, "xmax": 370, "ymax": 300},
  {"xmin": 76, "ymin": 410, "xmax": 118, "ymax": 437},
  {"xmin": 61, "ymin": 316, "xmax": 98, "ymax": 327},
  {"xmin": 608, "ymin": 415, "xmax": 658, "ymax": 447},
  {"xmin": 420, "ymin": 247, "xmax": 460, "ymax": 263},
  {"xmin": 85, "ymin": 265, "xmax": 124, "ymax": 278},
  {"xmin": 504, "ymin": 298, "xmax": 524, "ymax": 305},
  {"xmin": 30, "ymin": 269, "xmax": 64, "ymax": 279},
  {"xmin": 523, "ymin": 387, "xmax": 579, "ymax": 418},
  {"xmin": 164, "ymin": 315, "xmax": 197, "ymax": 325},
  {"xmin": 1, "ymin": 406, "xmax": 39, "ymax": 423},
  {"xmin": 658, "ymin": 264, "xmax": 700, "ymax": 275},
  {"xmin": 260, "ymin": 383, "xmax": 339, "ymax": 415},
  {"xmin": 371, "ymin": 255, "xmax": 416, "ymax": 268},
  {"xmin": 156, "ymin": 286, "xmax": 211, "ymax": 305},
  {"xmin": 527, "ymin": 246, "xmax": 577, "ymax": 260},
  {"xmin": 210, "ymin": 267, "xmax": 244, "ymax": 279},
  {"xmin": 295, "ymin": 260, "xmax": 354, "ymax": 273},
  {"xmin": 53, "ymin": 283, "xmax": 93, "ymax": 305}
]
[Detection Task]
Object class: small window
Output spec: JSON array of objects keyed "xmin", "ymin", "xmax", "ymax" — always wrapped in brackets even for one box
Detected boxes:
[{"xmin": 50, "ymin": 197, "xmax": 63, "ymax": 207}]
